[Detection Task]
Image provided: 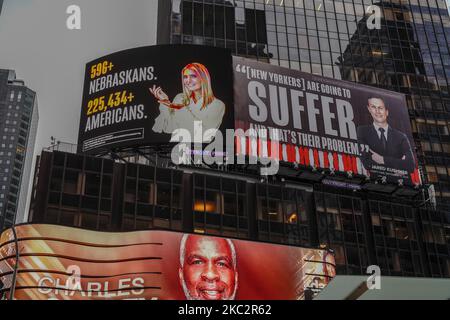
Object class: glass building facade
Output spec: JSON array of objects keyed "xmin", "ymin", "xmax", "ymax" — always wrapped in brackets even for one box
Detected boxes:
[
  {"xmin": 152, "ymin": 0, "xmax": 450, "ymax": 278},
  {"xmin": 157, "ymin": 0, "xmax": 450, "ymax": 213}
]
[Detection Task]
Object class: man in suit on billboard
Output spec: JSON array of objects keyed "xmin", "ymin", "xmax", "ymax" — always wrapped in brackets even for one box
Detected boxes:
[{"xmin": 357, "ymin": 97, "xmax": 415, "ymax": 174}]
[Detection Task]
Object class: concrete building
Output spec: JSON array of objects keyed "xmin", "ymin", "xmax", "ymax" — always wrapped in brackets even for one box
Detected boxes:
[{"xmin": 0, "ymin": 69, "xmax": 38, "ymax": 230}]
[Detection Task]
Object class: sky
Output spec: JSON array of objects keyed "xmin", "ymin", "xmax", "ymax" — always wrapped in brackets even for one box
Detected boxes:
[{"xmin": 0, "ymin": 0, "xmax": 158, "ymax": 219}]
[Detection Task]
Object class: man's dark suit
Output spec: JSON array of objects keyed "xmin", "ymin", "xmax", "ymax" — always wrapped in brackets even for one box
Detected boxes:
[{"xmin": 357, "ymin": 125, "xmax": 415, "ymax": 173}]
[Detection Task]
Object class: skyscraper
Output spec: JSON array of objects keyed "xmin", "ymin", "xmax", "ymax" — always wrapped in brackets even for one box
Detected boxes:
[
  {"xmin": 0, "ymin": 69, "xmax": 38, "ymax": 230},
  {"xmin": 152, "ymin": 0, "xmax": 450, "ymax": 276},
  {"xmin": 157, "ymin": 0, "xmax": 450, "ymax": 213}
]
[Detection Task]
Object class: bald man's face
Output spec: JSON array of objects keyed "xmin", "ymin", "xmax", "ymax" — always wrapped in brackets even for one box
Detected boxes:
[{"xmin": 179, "ymin": 236, "xmax": 237, "ymax": 300}]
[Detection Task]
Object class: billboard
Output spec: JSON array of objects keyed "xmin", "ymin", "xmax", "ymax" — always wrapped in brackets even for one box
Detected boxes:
[
  {"xmin": 77, "ymin": 45, "xmax": 234, "ymax": 154},
  {"xmin": 77, "ymin": 45, "xmax": 419, "ymax": 185},
  {"xmin": 233, "ymin": 57, "xmax": 421, "ymax": 185},
  {"xmin": 0, "ymin": 225, "xmax": 335, "ymax": 300}
]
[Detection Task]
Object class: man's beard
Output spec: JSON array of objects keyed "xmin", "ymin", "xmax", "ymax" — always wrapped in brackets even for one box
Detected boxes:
[{"xmin": 181, "ymin": 278, "xmax": 237, "ymax": 301}]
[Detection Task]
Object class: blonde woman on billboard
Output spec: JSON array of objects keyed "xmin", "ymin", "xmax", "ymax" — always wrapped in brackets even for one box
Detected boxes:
[{"xmin": 149, "ymin": 63, "xmax": 225, "ymax": 143}]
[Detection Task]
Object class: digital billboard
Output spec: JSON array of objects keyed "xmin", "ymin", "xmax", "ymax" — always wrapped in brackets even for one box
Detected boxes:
[
  {"xmin": 77, "ymin": 45, "xmax": 420, "ymax": 185},
  {"xmin": 77, "ymin": 45, "xmax": 234, "ymax": 154},
  {"xmin": 233, "ymin": 57, "xmax": 421, "ymax": 185},
  {"xmin": 0, "ymin": 225, "xmax": 335, "ymax": 300}
]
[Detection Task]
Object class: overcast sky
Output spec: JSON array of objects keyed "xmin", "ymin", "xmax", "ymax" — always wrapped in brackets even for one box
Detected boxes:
[{"xmin": 0, "ymin": 0, "xmax": 158, "ymax": 218}]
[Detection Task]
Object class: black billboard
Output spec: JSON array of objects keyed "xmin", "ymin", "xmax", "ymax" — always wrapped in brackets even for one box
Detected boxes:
[
  {"xmin": 77, "ymin": 45, "xmax": 234, "ymax": 154},
  {"xmin": 233, "ymin": 57, "xmax": 421, "ymax": 186}
]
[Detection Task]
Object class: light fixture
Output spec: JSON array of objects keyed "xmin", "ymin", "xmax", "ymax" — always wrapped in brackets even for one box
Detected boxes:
[
  {"xmin": 288, "ymin": 213, "xmax": 297, "ymax": 223},
  {"xmin": 193, "ymin": 201, "xmax": 215, "ymax": 212},
  {"xmin": 371, "ymin": 50, "xmax": 387, "ymax": 56}
]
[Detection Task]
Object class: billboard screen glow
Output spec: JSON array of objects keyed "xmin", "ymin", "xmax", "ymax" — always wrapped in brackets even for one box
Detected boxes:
[{"xmin": 0, "ymin": 225, "xmax": 335, "ymax": 300}]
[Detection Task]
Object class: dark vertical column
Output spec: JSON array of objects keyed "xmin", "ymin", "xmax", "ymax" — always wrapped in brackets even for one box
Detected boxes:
[
  {"xmin": 25, "ymin": 155, "xmax": 40, "ymax": 223},
  {"xmin": 111, "ymin": 162, "xmax": 125, "ymax": 231},
  {"xmin": 361, "ymin": 198, "xmax": 377, "ymax": 267},
  {"xmin": 182, "ymin": 172, "xmax": 193, "ymax": 232},
  {"xmin": 156, "ymin": 0, "xmax": 173, "ymax": 44},
  {"xmin": 303, "ymin": 191, "xmax": 320, "ymax": 247},
  {"xmin": 305, "ymin": 190, "xmax": 319, "ymax": 247},
  {"xmin": 28, "ymin": 152, "xmax": 51, "ymax": 223},
  {"xmin": 247, "ymin": 182, "xmax": 257, "ymax": 241}
]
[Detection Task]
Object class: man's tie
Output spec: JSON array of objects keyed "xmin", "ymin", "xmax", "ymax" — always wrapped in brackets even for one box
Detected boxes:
[{"xmin": 379, "ymin": 128, "xmax": 387, "ymax": 153}]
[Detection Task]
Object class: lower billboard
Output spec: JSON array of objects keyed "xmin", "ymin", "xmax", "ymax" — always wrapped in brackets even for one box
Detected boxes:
[{"xmin": 0, "ymin": 225, "xmax": 335, "ymax": 300}]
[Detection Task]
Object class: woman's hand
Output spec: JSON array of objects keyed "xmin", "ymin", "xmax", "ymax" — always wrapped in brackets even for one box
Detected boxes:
[{"xmin": 149, "ymin": 85, "xmax": 170, "ymax": 105}]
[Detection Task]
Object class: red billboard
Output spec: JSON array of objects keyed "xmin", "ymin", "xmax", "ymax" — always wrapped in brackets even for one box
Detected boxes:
[{"xmin": 0, "ymin": 225, "xmax": 335, "ymax": 300}]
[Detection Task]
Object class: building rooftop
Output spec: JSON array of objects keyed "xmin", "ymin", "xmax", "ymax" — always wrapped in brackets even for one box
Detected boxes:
[{"xmin": 315, "ymin": 275, "xmax": 450, "ymax": 300}]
